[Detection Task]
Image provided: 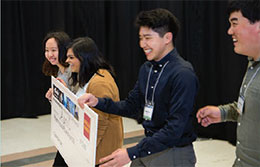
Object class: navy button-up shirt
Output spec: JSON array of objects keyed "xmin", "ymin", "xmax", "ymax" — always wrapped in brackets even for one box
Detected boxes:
[{"xmin": 96, "ymin": 48, "xmax": 199, "ymax": 160}]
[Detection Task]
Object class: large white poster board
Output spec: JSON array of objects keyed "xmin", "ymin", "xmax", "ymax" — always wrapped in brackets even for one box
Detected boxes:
[{"xmin": 51, "ymin": 76, "xmax": 98, "ymax": 167}]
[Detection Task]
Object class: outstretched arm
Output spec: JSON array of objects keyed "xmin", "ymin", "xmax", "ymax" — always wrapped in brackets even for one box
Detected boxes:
[
  {"xmin": 99, "ymin": 148, "xmax": 130, "ymax": 167},
  {"xmin": 196, "ymin": 105, "xmax": 221, "ymax": 127},
  {"xmin": 78, "ymin": 93, "xmax": 99, "ymax": 109}
]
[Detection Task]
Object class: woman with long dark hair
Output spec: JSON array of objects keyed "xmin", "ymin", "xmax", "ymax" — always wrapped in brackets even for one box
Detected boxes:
[
  {"xmin": 42, "ymin": 31, "xmax": 72, "ymax": 166},
  {"xmin": 65, "ymin": 37, "xmax": 123, "ymax": 166},
  {"xmin": 42, "ymin": 31, "xmax": 71, "ymax": 100}
]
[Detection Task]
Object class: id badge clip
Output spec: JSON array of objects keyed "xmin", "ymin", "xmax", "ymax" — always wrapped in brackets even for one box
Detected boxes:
[
  {"xmin": 143, "ymin": 103, "xmax": 154, "ymax": 121},
  {"xmin": 237, "ymin": 95, "xmax": 245, "ymax": 115}
]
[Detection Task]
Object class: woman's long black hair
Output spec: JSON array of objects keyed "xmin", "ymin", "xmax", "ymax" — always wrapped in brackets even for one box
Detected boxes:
[
  {"xmin": 68, "ymin": 37, "xmax": 115, "ymax": 87},
  {"xmin": 42, "ymin": 31, "xmax": 70, "ymax": 76}
]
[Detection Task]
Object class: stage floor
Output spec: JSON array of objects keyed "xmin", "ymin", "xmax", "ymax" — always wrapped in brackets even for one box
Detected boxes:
[{"xmin": 1, "ymin": 114, "xmax": 235, "ymax": 167}]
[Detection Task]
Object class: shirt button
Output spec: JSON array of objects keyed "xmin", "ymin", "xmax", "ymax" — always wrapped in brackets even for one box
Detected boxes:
[
  {"xmin": 237, "ymin": 141, "xmax": 240, "ymax": 145},
  {"xmin": 133, "ymin": 155, "xmax": 136, "ymax": 159},
  {"xmin": 238, "ymin": 123, "xmax": 241, "ymax": 126},
  {"xmin": 151, "ymin": 86, "xmax": 154, "ymax": 89},
  {"xmin": 244, "ymin": 85, "xmax": 247, "ymax": 88},
  {"xmin": 154, "ymin": 70, "xmax": 158, "ymax": 73},
  {"xmin": 238, "ymin": 158, "xmax": 240, "ymax": 162},
  {"xmin": 159, "ymin": 64, "xmax": 162, "ymax": 67},
  {"xmin": 148, "ymin": 151, "xmax": 151, "ymax": 155},
  {"xmin": 250, "ymin": 66, "xmax": 253, "ymax": 70}
]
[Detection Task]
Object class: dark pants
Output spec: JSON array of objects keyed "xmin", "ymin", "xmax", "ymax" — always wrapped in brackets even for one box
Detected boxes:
[
  {"xmin": 130, "ymin": 144, "xmax": 196, "ymax": 167},
  {"xmin": 53, "ymin": 151, "xmax": 68, "ymax": 167},
  {"xmin": 53, "ymin": 151, "xmax": 100, "ymax": 167}
]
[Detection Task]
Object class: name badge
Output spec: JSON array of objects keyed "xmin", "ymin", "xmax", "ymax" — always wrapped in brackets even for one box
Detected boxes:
[
  {"xmin": 143, "ymin": 104, "xmax": 154, "ymax": 120},
  {"xmin": 237, "ymin": 95, "xmax": 244, "ymax": 115}
]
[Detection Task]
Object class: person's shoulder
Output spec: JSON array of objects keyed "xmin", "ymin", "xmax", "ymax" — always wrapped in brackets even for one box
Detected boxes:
[
  {"xmin": 97, "ymin": 69, "xmax": 109, "ymax": 76},
  {"xmin": 168, "ymin": 59, "xmax": 197, "ymax": 79},
  {"xmin": 92, "ymin": 69, "xmax": 114, "ymax": 83},
  {"xmin": 88, "ymin": 69, "xmax": 119, "ymax": 96},
  {"xmin": 140, "ymin": 61, "xmax": 151, "ymax": 70},
  {"xmin": 170, "ymin": 55, "xmax": 194, "ymax": 71},
  {"xmin": 101, "ymin": 69, "xmax": 114, "ymax": 78}
]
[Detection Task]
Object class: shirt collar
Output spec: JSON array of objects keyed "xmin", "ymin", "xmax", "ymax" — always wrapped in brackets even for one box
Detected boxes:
[
  {"xmin": 150, "ymin": 48, "xmax": 177, "ymax": 68},
  {"xmin": 248, "ymin": 57, "xmax": 260, "ymax": 67}
]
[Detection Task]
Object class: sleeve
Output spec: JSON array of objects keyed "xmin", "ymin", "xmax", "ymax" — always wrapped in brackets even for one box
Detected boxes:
[
  {"xmin": 219, "ymin": 102, "xmax": 239, "ymax": 122},
  {"xmin": 127, "ymin": 68, "xmax": 199, "ymax": 160},
  {"xmin": 87, "ymin": 79, "xmax": 117, "ymax": 146},
  {"xmin": 96, "ymin": 81, "xmax": 142, "ymax": 119}
]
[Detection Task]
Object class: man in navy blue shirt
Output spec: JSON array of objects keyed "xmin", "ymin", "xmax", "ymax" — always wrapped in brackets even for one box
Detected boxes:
[{"xmin": 78, "ymin": 8, "xmax": 199, "ymax": 167}]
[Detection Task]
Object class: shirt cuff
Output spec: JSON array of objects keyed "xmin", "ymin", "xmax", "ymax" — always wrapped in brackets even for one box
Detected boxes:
[
  {"xmin": 95, "ymin": 97, "xmax": 105, "ymax": 110},
  {"xmin": 127, "ymin": 145, "xmax": 139, "ymax": 160},
  {"xmin": 218, "ymin": 105, "xmax": 227, "ymax": 122}
]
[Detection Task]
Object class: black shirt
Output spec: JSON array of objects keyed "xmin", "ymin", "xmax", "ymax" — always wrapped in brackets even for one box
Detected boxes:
[{"xmin": 96, "ymin": 48, "xmax": 199, "ymax": 160}]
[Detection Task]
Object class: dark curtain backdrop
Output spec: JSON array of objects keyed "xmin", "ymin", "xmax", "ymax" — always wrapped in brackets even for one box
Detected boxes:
[{"xmin": 2, "ymin": 0, "xmax": 248, "ymax": 144}]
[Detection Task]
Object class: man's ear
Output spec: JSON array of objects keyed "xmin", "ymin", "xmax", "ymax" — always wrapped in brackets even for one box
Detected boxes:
[{"xmin": 164, "ymin": 32, "xmax": 173, "ymax": 44}]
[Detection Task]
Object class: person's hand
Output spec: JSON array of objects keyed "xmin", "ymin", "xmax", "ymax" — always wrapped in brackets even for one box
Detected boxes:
[
  {"xmin": 196, "ymin": 105, "xmax": 221, "ymax": 127},
  {"xmin": 45, "ymin": 88, "xmax": 53, "ymax": 101},
  {"xmin": 56, "ymin": 77, "xmax": 67, "ymax": 87},
  {"xmin": 77, "ymin": 93, "xmax": 98, "ymax": 109},
  {"xmin": 99, "ymin": 148, "xmax": 131, "ymax": 167}
]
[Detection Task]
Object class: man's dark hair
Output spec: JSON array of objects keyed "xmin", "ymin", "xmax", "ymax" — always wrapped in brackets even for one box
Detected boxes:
[
  {"xmin": 135, "ymin": 8, "xmax": 180, "ymax": 45},
  {"xmin": 227, "ymin": 0, "xmax": 260, "ymax": 23}
]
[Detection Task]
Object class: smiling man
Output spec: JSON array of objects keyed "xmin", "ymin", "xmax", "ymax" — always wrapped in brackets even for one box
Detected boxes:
[
  {"xmin": 78, "ymin": 8, "xmax": 199, "ymax": 167},
  {"xmin": 197, "ymin": 0, "xmax": 260, "ymax": 166}
]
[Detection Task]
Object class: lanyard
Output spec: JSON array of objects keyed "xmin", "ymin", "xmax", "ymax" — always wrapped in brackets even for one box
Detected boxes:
[
  {"xmin": 240, "ymin": 65, "xmax": 260, "ymax": 96},
  {"xmin": 145, "ymin": 61, "xmax": 169, "ymax": 105}
]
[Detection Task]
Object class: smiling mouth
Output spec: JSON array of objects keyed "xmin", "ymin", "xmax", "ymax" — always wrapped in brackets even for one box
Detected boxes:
[
  {"xmin": 49, "ymin": 57, "xmax": 56, "ymax": 61},
  {"xmin": 144, "ymin": 49, "xmax": 152, "ymax": 54},
  {"xmin": 233, "ymin": 38, "xmax": 238, "ymax": 43},
  {"xmin": 49, "ymin": 59, "xmax": 56, "ymax": 63}
]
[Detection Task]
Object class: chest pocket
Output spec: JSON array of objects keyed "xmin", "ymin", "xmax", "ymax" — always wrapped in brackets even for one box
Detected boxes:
[
  {"xmin": 244, "ymin": 74, "xmax": 260, "ymax": 121},
  {"xmin": 246, "ymin": 74, "xmax": 260, "ymax": 97}
]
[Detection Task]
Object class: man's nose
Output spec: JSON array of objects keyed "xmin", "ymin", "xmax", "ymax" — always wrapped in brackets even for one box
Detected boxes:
[
  {"xmin": 227, "ymin": 26, "xmax": 233, "ymax": 35},
  {"xmin": 140, "ymin": 40, "xmax": 146, "ymax": 48}
]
